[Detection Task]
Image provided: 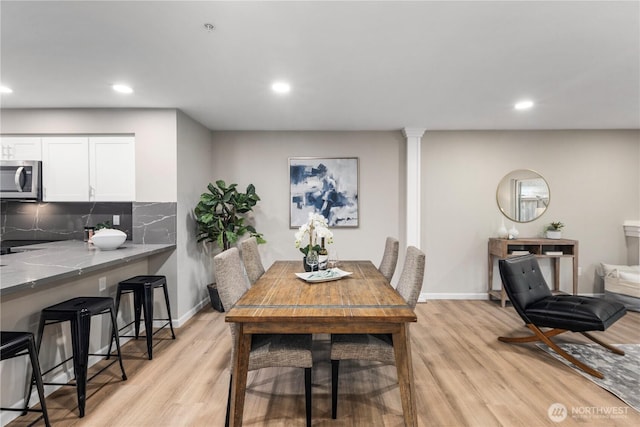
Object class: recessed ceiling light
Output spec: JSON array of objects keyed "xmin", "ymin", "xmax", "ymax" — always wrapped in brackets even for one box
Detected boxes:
[
  {"xmin": 271, "ymin": 81, "xmax": 291, "ymax": 94},
  {"xmin": 514, "ymin": 100, "xmax": 534, "ymax": 110},
  {"xmin": 112, "ymin": 84, "xmax": 133, "ymax": 94},
  {"xmin": 0, "ymin": 85, "xmax": 13, "ymax": 94}
]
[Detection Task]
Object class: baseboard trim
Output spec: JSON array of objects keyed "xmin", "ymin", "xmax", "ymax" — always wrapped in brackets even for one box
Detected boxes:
[
  {"xmin": 419, "ymin": 292, "xmax": 489, "ymax": 302},
  {"xmin": 417, "ymin": 292, "xmax": 606, "ymax": 303},
  {"xmin": 170, "ymin": 298, "xmax": 209, "ymax": 328}
]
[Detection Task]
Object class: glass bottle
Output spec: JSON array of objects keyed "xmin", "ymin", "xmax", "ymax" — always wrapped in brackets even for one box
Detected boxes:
[{"xmin": 318, "ymin": 237, "xmax": 329, "ymax": 270}]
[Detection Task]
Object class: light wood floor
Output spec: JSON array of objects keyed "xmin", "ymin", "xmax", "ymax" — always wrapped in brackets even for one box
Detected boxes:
[{"xmin": 6, "ymin": 300, "xmax": 640, "ymax": 427}]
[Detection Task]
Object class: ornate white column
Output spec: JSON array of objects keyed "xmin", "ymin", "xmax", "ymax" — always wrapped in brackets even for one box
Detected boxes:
[{"xmin": 402, "ymin": 128, "xmax": 425, "ymax": 249}]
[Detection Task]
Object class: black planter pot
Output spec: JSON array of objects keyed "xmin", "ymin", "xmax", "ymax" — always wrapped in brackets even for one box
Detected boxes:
[{"xmin": 207, "ymin": 283, "xmax": 224, "ymax": 312}]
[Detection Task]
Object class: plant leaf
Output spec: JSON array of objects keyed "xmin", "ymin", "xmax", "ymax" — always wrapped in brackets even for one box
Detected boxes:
[{"xmin": 194, "ymin": 181, "xmax": 264, "ymax": 250}]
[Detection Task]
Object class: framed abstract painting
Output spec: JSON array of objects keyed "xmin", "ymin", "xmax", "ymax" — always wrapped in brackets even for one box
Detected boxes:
[{"xmin": 289, "ymin": 157, "xmax": 359, "ymax": 228}]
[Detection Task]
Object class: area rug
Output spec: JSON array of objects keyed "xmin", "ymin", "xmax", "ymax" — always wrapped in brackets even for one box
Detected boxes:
[{"xmin": 537, "ymin": 343, "xmax": 640, "ymax": 412}]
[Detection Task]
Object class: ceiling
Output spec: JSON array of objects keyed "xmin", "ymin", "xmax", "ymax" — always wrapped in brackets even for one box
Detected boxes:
[{"xmin": 1, "ymin": 1, "xmax": 639, "ymax": 131}]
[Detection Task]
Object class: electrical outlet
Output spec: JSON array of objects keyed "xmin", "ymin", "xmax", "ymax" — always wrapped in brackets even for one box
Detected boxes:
[
  {"xmin": 578, "ymin": 267, "xmax": 582, "ymax": 276},
  {"xmin": 99, "ymin": 276, "xmax": 107, "ymax": 291},
  {"xmin": 113, "ymin": 215, "xmax": 120, "ymax": 226}
]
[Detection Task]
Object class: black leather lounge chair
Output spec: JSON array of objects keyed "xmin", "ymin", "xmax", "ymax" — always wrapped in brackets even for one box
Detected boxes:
[{"xmin": 498, "ymin": 254, "xmax": 627, "ymax": 379}]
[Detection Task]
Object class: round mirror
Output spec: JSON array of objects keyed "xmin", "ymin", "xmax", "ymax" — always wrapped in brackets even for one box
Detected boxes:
[{"xmin": 496, "ymin": 169, "xmax": 550, "ymax": 223}]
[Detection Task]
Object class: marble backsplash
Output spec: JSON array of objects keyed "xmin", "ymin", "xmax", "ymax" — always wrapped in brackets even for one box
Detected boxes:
[
  {"xmin": 0, "ymin": 201, "xmax": 133, "ymax": 240},
  {"xmin": 0, "ymin": 201, "xmax": 176, "ymax": 244},
  {"xmin": 132, "ymin": 202, "xmax": 176, "ymax": 244}
]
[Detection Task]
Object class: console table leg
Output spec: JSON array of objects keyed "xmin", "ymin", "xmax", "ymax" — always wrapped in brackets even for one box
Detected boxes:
[{"xmin": 553, "ymin": 258, "xmax": 560, "ymax": 293}]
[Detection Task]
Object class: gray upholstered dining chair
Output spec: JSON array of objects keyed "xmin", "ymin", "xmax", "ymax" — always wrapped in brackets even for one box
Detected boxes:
[
  {"xmin": 330, "ymin": 245, "xmax": 425, "ymax": 419},
  {"xmin": 378, "ymin": 237, "xmax": 399, "ymax": 282},
  {"xmin": 239, "ymin": 236, "xmax": 265, "ymax": 285},
  {"xmin": 214, "ymin": 248, "xmax": 313, "ymax": 427}
]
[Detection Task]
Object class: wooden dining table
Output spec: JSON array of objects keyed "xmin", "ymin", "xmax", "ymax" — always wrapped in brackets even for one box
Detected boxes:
[{"xmin": 225, "ymin": 260, "xmax": 418, "ymax": 426}]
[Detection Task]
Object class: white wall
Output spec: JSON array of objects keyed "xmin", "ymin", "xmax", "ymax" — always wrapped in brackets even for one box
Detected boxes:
[
  {"xmin": 209, "ymin": 131, "xmax": 406, "ymax": 276},
  {"xmin": 0, "ymin": 109, "xmax": 177, "ymax": 202},
  {"xmin": 2, "ymin": 112, "xmax": 636, "ymax": 302},
  {"xmin": 208, "ymin": 129, "xmax": 639, "ymax": 299},
  {"xmin": 176, "ymin": 111, "xmax": 215, "ymax": 315},
  {"xmin": 422, "ymin": 130, "xmax": 640, "ymax": 297}
]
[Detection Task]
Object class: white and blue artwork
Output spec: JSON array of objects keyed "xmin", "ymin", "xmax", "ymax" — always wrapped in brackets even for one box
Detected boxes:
[{"xmin": 289, "ymin": 157, "xmax": 359, "ymax": 228}]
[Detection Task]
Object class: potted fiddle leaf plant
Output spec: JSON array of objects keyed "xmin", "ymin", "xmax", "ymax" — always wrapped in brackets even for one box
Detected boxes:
[
  {"xmin": 194, "ymin": 180, "xmax": 265, "ymax": 311},
  {"xmin": 545, "ymin": 221, "xmax": 564, "ymax": 239},
  {"xmin": 195, "ymin": 180, "xmax": 265, "ymax": 250}
]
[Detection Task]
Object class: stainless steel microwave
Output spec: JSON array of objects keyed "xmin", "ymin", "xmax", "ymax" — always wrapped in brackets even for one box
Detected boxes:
[{"xmin": 0, "ymin": 160, "xmax": 42, "ymax": 200}]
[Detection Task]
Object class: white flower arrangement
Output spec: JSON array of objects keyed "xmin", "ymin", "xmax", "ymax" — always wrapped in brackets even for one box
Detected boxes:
[{"xmin": 295, "ymin": 212, "xmax": 333, "ymax": 256}]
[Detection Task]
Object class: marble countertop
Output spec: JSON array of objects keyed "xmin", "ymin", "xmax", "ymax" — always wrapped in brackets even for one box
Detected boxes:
[{"xmin": 0, "ymin": 240, "xmax": 176, "ymax": 296}]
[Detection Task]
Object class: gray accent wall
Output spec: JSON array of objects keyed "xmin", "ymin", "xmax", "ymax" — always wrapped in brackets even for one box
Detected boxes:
[{"xmin": 176, "ymin": 110, "xmax": 216, "ymax": 317}]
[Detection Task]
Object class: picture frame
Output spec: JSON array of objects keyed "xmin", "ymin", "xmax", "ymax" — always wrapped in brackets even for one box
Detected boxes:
[{"xmin": 289, "ymin": 157, "xmax": 359, "ymax": 228}]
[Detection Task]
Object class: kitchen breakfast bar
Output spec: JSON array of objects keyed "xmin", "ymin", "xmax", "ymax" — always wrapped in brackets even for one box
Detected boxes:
[
  {"xmin": 0, "ymin": 240, "xmax": 176, "ymax": 419},
  {"xmin": 1, "ymin": 240, "xmax": 175, "ymax": 296}
]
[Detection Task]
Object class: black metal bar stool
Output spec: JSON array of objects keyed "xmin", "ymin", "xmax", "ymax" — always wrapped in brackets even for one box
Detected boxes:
[
  {"xmin": 1, "ymin": 332, "xmax": 51, "ymax": 426},
  {"xmin": 108, "ymin": 275, "xmax": 176, "ymax": 360},
  {"xmin": 31, "ymin": 297, "xmax": 127, "ymax": 418}
]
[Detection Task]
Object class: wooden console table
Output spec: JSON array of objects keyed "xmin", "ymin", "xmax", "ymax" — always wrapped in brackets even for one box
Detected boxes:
[{"xmin": 488, "ymin": 238, "xmax": 579, "ymax": 307}]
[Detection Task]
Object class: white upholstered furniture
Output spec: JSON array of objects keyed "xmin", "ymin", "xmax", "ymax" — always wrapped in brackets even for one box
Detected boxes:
[{"xmin": 602, "ymin": 263, "xmax": 640, "ymax": 312}]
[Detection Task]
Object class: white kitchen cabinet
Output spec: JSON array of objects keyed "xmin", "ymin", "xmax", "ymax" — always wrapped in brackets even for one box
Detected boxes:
[
  {"xmin": 42, "ymin": 136, "xmax": 135, "ymax": 201},
  {"xmin": 89, "ymin": 136, "xmax": 135, "ymax": 201},
  {"xmin": 42, "ymin": 137, "xmax": 91, "ymax": 201},
  {"xmin": 0, "ymin": 136, "xmax": 42, "ymax": 160}
]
